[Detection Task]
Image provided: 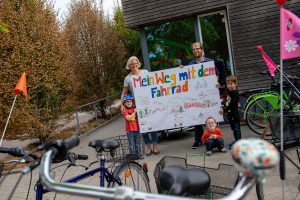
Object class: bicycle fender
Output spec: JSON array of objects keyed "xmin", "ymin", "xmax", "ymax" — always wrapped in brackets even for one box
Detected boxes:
[
  {"xmin": 244, "ymin": 92, "xmax": 282, "ymax": 120},
  {"xmin": 247, "ymin": 92, "xmax": 281, "ymax": 108}
]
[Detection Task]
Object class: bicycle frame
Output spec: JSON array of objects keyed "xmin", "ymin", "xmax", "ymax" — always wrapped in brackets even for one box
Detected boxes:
[{"xmin": 35, "ymin": 155, "xmax": 121, "ymax": 200}]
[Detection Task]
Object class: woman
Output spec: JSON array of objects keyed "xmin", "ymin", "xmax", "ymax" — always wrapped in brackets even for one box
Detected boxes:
[{"xmin": 121, "ymin": 56, "xmax": 160, "ymax": 156}]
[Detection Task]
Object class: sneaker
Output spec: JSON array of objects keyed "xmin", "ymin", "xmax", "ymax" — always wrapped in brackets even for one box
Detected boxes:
[
  {"xmin": 192, "ymin": 142, "xmax": 199, "ymax": 149},
  {"xmin": 220, "ymin": 148, "xmax": 227, "ymax": 153},
  {"xmin": 206, "ymin": 151, "xmax": 212, "ymax": 156},
  {"xmin": 228, "ymin": 142, "xmax": 235, "ymax": 150}
]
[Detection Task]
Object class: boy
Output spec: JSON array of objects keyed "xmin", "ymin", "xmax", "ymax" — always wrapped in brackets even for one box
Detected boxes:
[
  {"xmin": 201, "ymin": 117, "xmax": 227, "ymax": 156},
  {"xmin": 220, "ymin": 75, "xmax": 241, "ymax": 149},
  {"xmin": 122, "ymin": 94, "xmax": 143, "ymax": 159}
]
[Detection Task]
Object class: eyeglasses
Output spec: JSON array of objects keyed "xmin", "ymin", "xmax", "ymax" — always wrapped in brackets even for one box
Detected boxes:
[
  {"xmin": 130, "ymin": 62, "xmax": 139, "ymax": 66},
  {"xmin": 193, "ymin": 48, "xmax": 202, "ymax": 51},
  {"xmin": 206, "ymin": 122, "xmax": 216, "ymax": 125}
]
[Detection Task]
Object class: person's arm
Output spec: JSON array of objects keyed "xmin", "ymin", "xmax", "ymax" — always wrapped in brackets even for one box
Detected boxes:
[
  {"xmin": 201, "ymin": 131, "xmax": 209, "ymax": 143},
  {"xmin": 120, "ymin": 87, "xmax": 128, "ymax": 112},
  {"xmin": 215, "ymin": 128, "xmax": 223, "ymax": 139},
  {"xmin": 223, "ymin": 91, "xmax": 239, "ymax": 113},
  {"xmin": 123, "ymin": 109, "xmax": 136, "ymax": 121}
]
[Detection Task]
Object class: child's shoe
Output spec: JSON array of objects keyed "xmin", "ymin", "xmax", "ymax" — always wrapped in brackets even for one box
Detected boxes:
[
  {"xmin": 206, "ymin": 151, "xmax": 212, "ymax": 156},
  {"xmin": 220, "ymin": 148, "xmax": 227, "ymax": 153}
]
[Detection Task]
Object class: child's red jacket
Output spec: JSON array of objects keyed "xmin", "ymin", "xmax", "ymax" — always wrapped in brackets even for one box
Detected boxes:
[{"xmin": 201, "ymin": 128, "xmax": 223, "ymax": 143}]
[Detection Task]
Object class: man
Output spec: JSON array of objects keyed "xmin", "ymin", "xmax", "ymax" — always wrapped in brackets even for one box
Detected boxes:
[{"xmin": 188, "ymin": 42, "xmax": 218, "ymax": 149}]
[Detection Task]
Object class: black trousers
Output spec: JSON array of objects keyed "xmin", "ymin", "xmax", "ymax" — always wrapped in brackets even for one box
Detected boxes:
[
  {"xmin": 227, "ymin": 113, "xmax": 241, "ymax": 141},
  {"xmin": 194, "ymin": 125, "xmax": 204, "ymax": 144}
]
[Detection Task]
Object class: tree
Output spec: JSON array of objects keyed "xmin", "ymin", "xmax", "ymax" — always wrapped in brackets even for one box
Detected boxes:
[
  {"xmin": 0, "ymin": 0, "xmax": 70, "ymax": 143},
  {"xmin": 63, "ymin": 0, "xmax": 126, "ymax": 105},
  {"xmin": 112, "ymin": 5, "xmax": 141, "ymax": 60}
]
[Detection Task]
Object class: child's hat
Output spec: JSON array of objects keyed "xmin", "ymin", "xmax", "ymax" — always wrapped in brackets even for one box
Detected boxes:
[{"xmin": 123, "ymin": 94, "xmax": 134, "ymax": 101}]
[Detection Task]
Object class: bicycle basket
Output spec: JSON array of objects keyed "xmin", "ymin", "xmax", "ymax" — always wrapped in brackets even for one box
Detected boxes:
[
  {"xmin": 154, "ymin": 156, "xmax": 239, "ymax": 199},
  {"xmin": 105, "ymin": 135, "xmax": 145, "ymax": 163},
  {"xmin": 269, "ymin": 111, "xmax": 300, "ymax": 140}
]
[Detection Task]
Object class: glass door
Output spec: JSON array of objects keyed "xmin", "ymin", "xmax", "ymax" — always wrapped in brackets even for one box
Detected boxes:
[{"xmin": 197, "ymin": 10, "xmax": 233, "ymax": 89}]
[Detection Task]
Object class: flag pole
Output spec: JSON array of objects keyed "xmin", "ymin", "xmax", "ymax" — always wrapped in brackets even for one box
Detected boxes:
[
  {"xmin": 0, "ymin": 95, "xmax": 18, "ymax": 147},
  {"xmin": 278, "ymin": 1, "xmax": 285, "ymax": 199},
  {"xmin": 280, "ymin": 59, "xmax": 285, "ymax": 200}
]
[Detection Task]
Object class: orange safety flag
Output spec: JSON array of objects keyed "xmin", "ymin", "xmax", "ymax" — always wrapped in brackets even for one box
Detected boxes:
[{"xmin": 13, "ymin": 72, "xmax": 28, "ymax": 98}]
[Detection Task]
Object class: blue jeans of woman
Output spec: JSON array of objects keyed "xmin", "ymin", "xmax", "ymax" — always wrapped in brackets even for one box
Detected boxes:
[
  {"xmin": 142, "ymin": 131, "xmax": 158, "ymax": 145},
  {"xmin": 127, "ymin": 131, "xmax": 142, "ymax": 158}
]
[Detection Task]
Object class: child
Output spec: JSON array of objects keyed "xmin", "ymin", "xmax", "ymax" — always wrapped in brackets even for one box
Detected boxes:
[
  {"xmin": 122, "ymin": 94, "xmax": 143, "ymax": 159},
  {"xmin": 221, "ymin": 75, "xmax": 241, "ymax": 149},
  {"xmin": 201, "ymin": 117, "xmax": 227, "ymax": 156}
]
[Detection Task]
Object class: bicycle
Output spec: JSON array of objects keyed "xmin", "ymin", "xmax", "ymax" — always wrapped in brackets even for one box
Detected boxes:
[
  {"xmin": 35, "ymin": 136, "xmax": 279, "ymax": 200},
  {"xmin": 244, "ymin": 65, "xmax": 300, "ymax": 136},
  {"xmin": 0, "ymin": 135, "xmax": 151, "ymax": 199}
]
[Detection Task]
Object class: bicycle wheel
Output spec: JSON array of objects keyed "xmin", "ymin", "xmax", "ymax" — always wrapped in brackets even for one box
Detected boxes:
[
  {"xmin": 256, "ymin": 146, "xmax": 300, "ymax": 200},
  {"xmin": 245, "ymin": 97, "xmax": 278, "ymax": 135},
  {"xmin": 112, "ymin": 162, "xmax": 151, "ymax": 192}
]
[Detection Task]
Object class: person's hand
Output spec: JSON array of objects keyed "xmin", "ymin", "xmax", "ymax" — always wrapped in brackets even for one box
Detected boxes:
[
  {"xmin": 215, "ymin": 83, "xmax": 220, "ymax": 88},
  {"xmin": 219, "ymin": 109, "xmax": 224, "ymax": 115},
  {"xmin": 209, "ymin": 135, "xmax": 213, "ymax": 139},
  {"xmin": 179, "ymin": 65, "xmax": 184, "ymax": 68},
  {"xmin": 134, "ymin": 108, "xmax": 137, "ymax": 113},
  {"xmin": 121, "ymin": 104, "xmax": 125, "ymax": 113}
]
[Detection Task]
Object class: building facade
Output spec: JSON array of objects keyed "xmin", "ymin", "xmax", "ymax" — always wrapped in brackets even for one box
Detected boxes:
[{"xmin": 121, "ymin": 0, "xmax": 300, "ymax": 91}]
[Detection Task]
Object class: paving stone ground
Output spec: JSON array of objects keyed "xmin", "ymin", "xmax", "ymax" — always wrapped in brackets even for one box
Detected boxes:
[{"xmin": 0, "ymin": 116, "xmax": 299, "ymax": 200}]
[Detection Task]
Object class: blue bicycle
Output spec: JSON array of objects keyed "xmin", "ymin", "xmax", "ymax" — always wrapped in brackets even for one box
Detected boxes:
[{"xmin": 0, "ymin": 135, "xmax": 151, "ymax": 200}]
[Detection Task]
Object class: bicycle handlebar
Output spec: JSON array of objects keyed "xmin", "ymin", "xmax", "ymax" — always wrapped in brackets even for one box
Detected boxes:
[
  {"xmin": 37, "ymin": 135, "xmax": 80, "ymax": 163},
  {"xmin": 39, "ymin": 138, "xmax": 280, "ymax": 200},
  {"xmin": 0, "ymin": 147, "xmax": 38, "ymax": 160}
]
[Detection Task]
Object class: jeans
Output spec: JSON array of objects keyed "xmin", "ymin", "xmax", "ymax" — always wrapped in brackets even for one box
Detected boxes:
[
  {"xmin": 194, "ymin": 125, "xmax": 204, "ymax": 144},
  {"xmin": 127, "ymin": 131, "xmax": 142, "ymax": 157},
  {"xmin": 204, "ymin": 138, "xmax": 224, "ymax": 151},
  {"xmin": 142, "ymin": 131, "xmax": 158, "ymax": 145},
  {"xmin": 228, "ymin": 113, "xmax": 241, "ymax": 141}
]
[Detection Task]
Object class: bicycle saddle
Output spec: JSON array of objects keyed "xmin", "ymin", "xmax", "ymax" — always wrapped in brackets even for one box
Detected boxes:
[
  {"xmin": 88, "ymin": 139, "xmax": 120, "ymax": 151},
  {"xmin": 231, "ymin": 138, "xmax": 279, "ymax": 176},
  {"xmin": 159, "ymin": 165, "xmax": 210, "ymax": 196}
]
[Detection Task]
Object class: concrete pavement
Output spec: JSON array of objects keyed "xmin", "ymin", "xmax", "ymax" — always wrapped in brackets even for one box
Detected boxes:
[{"xmin": 0, "ymin": 116, "xmax": 299, "ymax": 199}]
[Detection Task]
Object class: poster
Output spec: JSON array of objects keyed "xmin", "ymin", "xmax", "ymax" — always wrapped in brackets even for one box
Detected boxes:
[{"xmin": 132, "ymin": 61, "xmax": 223, "ymax": 133}]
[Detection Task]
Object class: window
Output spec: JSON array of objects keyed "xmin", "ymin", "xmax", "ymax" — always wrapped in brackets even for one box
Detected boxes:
[
  {"xmin": 198, "ymin": 10, "xmax": 233, "ymax": 87},
  {"xmin": 145, "ymin": 18, "xmax": 196, "ymax": 71}
]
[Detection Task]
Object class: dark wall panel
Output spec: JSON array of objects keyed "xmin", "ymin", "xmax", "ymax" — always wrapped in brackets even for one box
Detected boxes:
[{"xmin": 121, "ymin": 0, "xmax": 300, "ymax": 91}]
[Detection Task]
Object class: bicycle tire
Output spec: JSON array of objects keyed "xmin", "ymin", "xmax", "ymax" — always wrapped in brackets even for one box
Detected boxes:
[
  {"xmin": 245, "ymin": 97, "xmax": 278, "ymax": 135},
  {"xmin": 256, "ymin": 181, "xmax": 266, "ymax": 200},
  {"xmin": 112, "ymin": 162, "xmax": 151, "ymax": 192}
]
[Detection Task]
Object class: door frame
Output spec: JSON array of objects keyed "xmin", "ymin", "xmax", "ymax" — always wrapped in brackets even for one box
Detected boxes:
[{"xmin": 197, "ymin": 10, "xmax": 234, "ymax": 74}]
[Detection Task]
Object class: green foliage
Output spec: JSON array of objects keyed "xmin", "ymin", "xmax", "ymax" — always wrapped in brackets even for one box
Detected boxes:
[
  {"xmin": 0, "ymin": 22, "xmax": 9, "ymax": 32},
  {"xmin": 112, "ymin": 5, "xmax": 142, "ymax": 61},
  {"xmin": 0, "ymin": 0, "xmax": 69, "ymax": 143}
]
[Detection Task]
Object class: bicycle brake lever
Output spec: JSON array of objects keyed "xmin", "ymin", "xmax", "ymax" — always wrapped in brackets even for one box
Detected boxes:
[
  {"xmin": 22, "ymin": 157, "xmax": 41, "ymax": 174},
  {"xmin": 75, "ymin": 164, "xmax": 89, "ymax": 170},
  {"xmin": 89, "ymin": 161, "xmax": 98, "ymax": 167}
]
